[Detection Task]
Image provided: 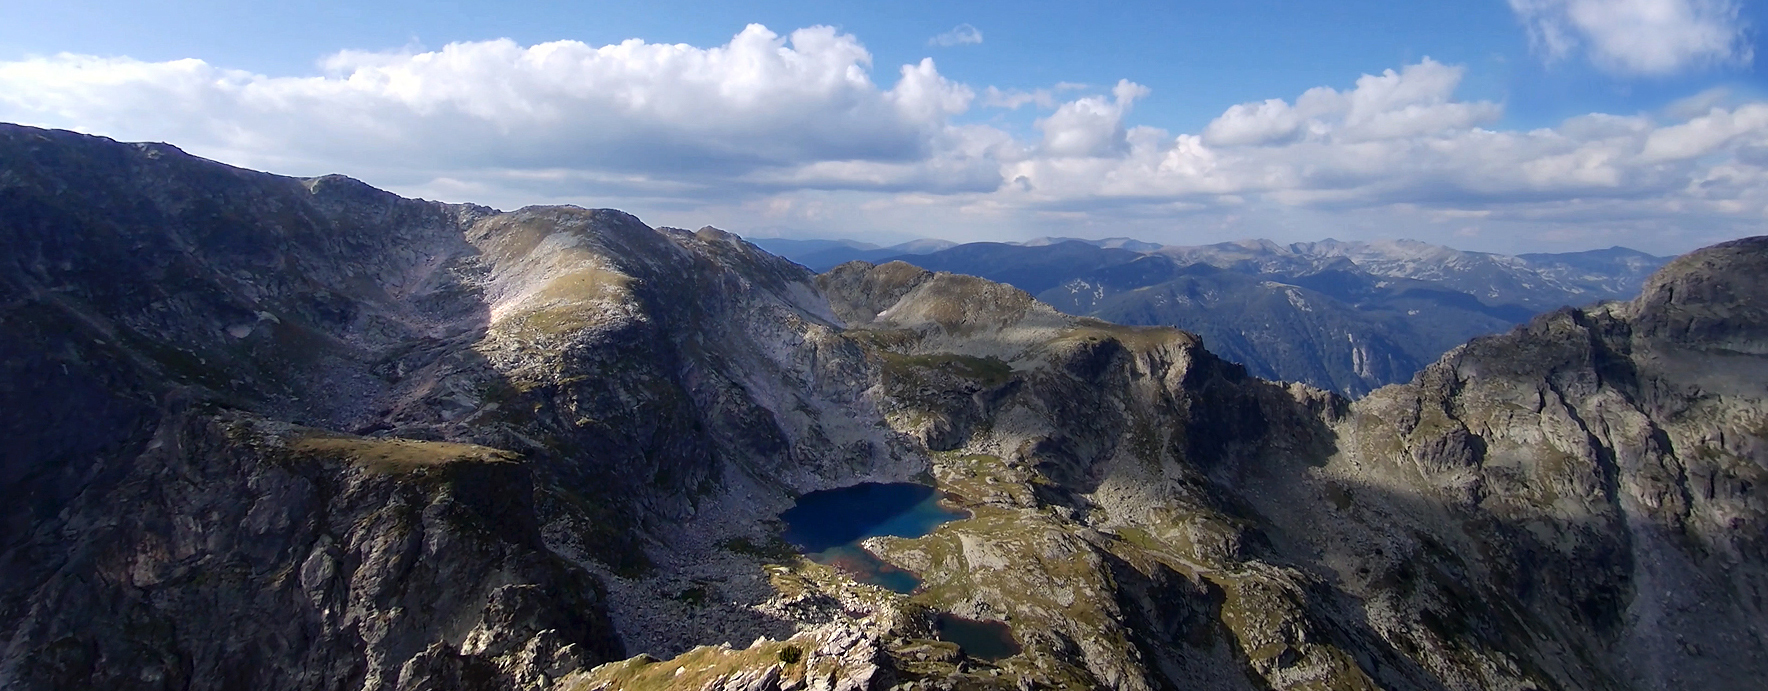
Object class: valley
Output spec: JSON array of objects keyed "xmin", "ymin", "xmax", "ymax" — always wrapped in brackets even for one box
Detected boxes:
[
  {"xmin": 0, "ymin": 123, "xmax": 1763, "ymax": 691},
  {"xmin": 764, "ymin": 237, "xmax": 1667, "ymax": 397}
]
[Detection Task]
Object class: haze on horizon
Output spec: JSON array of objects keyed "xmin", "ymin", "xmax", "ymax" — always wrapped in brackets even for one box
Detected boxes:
[{"xmin": 1, "ymin": 0, "xmax": 1763, "ymax": 256}]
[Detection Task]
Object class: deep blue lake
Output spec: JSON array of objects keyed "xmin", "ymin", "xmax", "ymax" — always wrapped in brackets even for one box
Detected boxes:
[
  {"xmin": 779, "ymin": 482, "xmax": 968, "ymax": 593},
  {"xmin": 935, "ymin": 613, "xmax": 1021, "ymax": 661}
]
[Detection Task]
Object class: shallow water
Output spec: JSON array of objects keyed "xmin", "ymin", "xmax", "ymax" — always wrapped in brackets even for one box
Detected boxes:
[
  {"xmin": 779, "ymin": 482, "xmax": 968, "ymax": 593},
  {"xmin": 935, "ymin": 613, "xmax": 1020, "ymax": 661},
  {"xmin": 805, "ymin": 544, "xmax": 923, "ymax": 594}
]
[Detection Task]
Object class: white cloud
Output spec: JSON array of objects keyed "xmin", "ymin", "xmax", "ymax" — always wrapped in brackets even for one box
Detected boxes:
[
  {"xmin": 887, "ymin": 58, "xmax": 975, "ymax": 123},
  {"xmin": 1202, "ymin": 99, "xmax": 1305, "ymax": 147},
  {"xmin": 0, "ymin": 27, "xmax": 1764, "ymax": 254},
  {"xmin": 0, "ymin": 25, "xmax": 956, "ymax": 178},
  {"xmin": 1202, "ymin": 60, "xmax": 1500, "ymax": 146},
  {"xmin": 989, "ymin": 58, "xmax": 1768, "ymax": 252},
  {"xmin": 930, "ymin": 24, "xmax": 983, "ymax": 47},
  {"xmin": 1664, "ymin": 86, "xmax": 1733, "ymax": 119},
  {"xmin": 981, "ymin": 82, "xmax": 1086, "ymax": 110},
  {"xmin": 1508, "ymin": 0, "xmax": 1753, "ymax": 75},
  {"xmin": 1037, "ymin": 80, "xmax": 1149, "ymax": 157},
  {"xmin": 1642, "ymin": 103, "xmax": 1768, "ymax": 160}
]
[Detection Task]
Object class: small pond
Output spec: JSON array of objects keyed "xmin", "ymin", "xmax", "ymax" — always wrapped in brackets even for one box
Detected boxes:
[
  {"xmin": 935, "ymin": 613, "xmax": 1021, "ymax": 661},
  {"xmin": 778, "ymin": 482, "xmax": 968, "ymax": 593}
]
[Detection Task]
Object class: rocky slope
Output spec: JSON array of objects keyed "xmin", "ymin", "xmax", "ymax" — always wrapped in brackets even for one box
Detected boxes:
[
  {"xmin": 0, "ymin": 124, "xmax": 639, "ymax": 690},
  {"xmin": 1, "ymin": 123, "xmax": 1761, "ymax": 691},
  {"xmin": 1283, "ymin": 235, "xmax": 1768, "ymax": 689},
  {"xmin": 583, "ymin": 240, "xmax": 1763, "ymax": 691},
  {"xmin": 787, "ymin": 241, "xmax": 1765, "ymax": 690},
  {"xmin": 0, "ymin": 124, "xmax": 918, "ymax": 690}
]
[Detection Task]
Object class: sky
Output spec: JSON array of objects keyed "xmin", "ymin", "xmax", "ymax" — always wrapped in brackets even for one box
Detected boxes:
[{"xmin": 1, "ymin": 1, "xmax": 1764, "ymax": 255}]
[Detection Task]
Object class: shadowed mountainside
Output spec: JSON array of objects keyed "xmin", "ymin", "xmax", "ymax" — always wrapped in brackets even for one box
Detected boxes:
[
  {"xmin": 0, "ymin": 124, "xmax": 1760, "ymax": 691},
  {"xmin": 0, "ymin": 124, "xmax": 920, "ymax": 690}
]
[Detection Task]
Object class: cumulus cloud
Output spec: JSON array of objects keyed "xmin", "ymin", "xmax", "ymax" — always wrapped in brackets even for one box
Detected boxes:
[
  {"xmin": 930, "ymin": 24, "xmax": 983, "ymax": 47},
  {"xmin": 992, "ymin": 57, "xmax": 1768, "ymax": 252},
  {"xmin": 1037, "ymin": 80, "xmax": 1149, "ymax": 157},
  {"xmin": 0, "ymin": 25, "xmax": 966, "ymax": 180},
  {"xmin": 1508, "ymin": 0, "xmax": 1753, "ymax": 75},
  {"xmin": 1201, "ymin": 60, "xmax": 1501, "ymax": 146},
  {"xmin": 0, "ymin": 26, "xmax": 1764, "ymax": 252},
  {"xmin": 1642, "ymin": 103, "xmax": 1768, "ymax": 160}
]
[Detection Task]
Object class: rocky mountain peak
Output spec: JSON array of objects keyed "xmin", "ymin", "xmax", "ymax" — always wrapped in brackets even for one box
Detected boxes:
[
  {"xmin": 817, "ymin": 260, "xmax": 935, "ymax": 327},
  {"xmin": 1632, "ymin": 234, "xmax": 1768, "ymax": 353}
]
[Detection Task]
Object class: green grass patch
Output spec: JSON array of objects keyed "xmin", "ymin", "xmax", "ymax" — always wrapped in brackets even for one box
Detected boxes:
[
  {"xmin": 567, "ymin": 639, "xmax": 820, "ymax": 691},
  {"xmin": 290, "ymin": 434, "xmax": 518, "ymax": 472},
  {"xmin": 1059, "ymin": 319, "xmax": 1198, "ymax": 351}
]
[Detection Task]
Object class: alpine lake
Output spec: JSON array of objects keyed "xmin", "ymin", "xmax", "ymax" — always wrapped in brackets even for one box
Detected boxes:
[{"xmin": 778, "ymin": 482, "xmax": 1022, "ymax": 661}]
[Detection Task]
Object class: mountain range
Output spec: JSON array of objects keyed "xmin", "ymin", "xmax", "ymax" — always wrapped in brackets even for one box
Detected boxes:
[
  {"xmin": 2, "ymin": 123, "xmax": 1764, "ymax": 691},
  {"xmin": 750, "ymin": 238, "xmax": 956, "ymax": 271},
  {"xmin": 768, "ymin": 236, "xmax": 1668, "ymax": 396}
]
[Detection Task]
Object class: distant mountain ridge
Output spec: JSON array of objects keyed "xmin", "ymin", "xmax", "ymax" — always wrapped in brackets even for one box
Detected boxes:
[
  {"xmin": 750, "ymin": 236, "xmax": 954, "ymax": 270},
  {"xmin": 767, "ymin": 235, "xmax": 1670, "ymax": 395},
  {"xmin": 1021, "ymin": 236, "xmax": 1164, "ymax": 252},
  {"xmin": 1164, "ymin": 238, "xmax": 1665, "ymax": 309}
]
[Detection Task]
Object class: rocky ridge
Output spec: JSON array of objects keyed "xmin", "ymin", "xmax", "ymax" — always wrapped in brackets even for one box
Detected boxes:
[
  {"xmin": 1, "ymin": 124, "xmax": 1763, "ymax": 690},
  {"xmin": 0, "ymin": 124, "xmax": 920, "ymax": 689},
  {"xmin": 858, "ymin": 236, "xmax": 1667, "ymax": 397}
]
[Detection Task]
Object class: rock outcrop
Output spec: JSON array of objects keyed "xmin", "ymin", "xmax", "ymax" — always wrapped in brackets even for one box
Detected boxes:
[{"xmin": 1298, "ymin": 236, "xmax": 1768, "ymax": 689}]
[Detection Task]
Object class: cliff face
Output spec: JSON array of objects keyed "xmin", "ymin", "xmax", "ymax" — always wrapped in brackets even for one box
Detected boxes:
[
  {"xmin": 2, "ymin": 124, "xmax": 1764, "ymax": 691},
  {"xmin": 1305, "ymin": 236, "xmax": 1768, "ymax": 689}
]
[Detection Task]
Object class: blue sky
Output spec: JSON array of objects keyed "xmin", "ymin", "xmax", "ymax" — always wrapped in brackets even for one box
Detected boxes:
[{"xmin": 2, "ymin": 0, "xmax": 1764, "ymax": 254}]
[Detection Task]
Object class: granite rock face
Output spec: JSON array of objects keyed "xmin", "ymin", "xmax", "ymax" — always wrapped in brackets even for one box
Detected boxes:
[{"xmin": 2, "ymin": 124, "xmax": 1764, "ymax": 691}]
